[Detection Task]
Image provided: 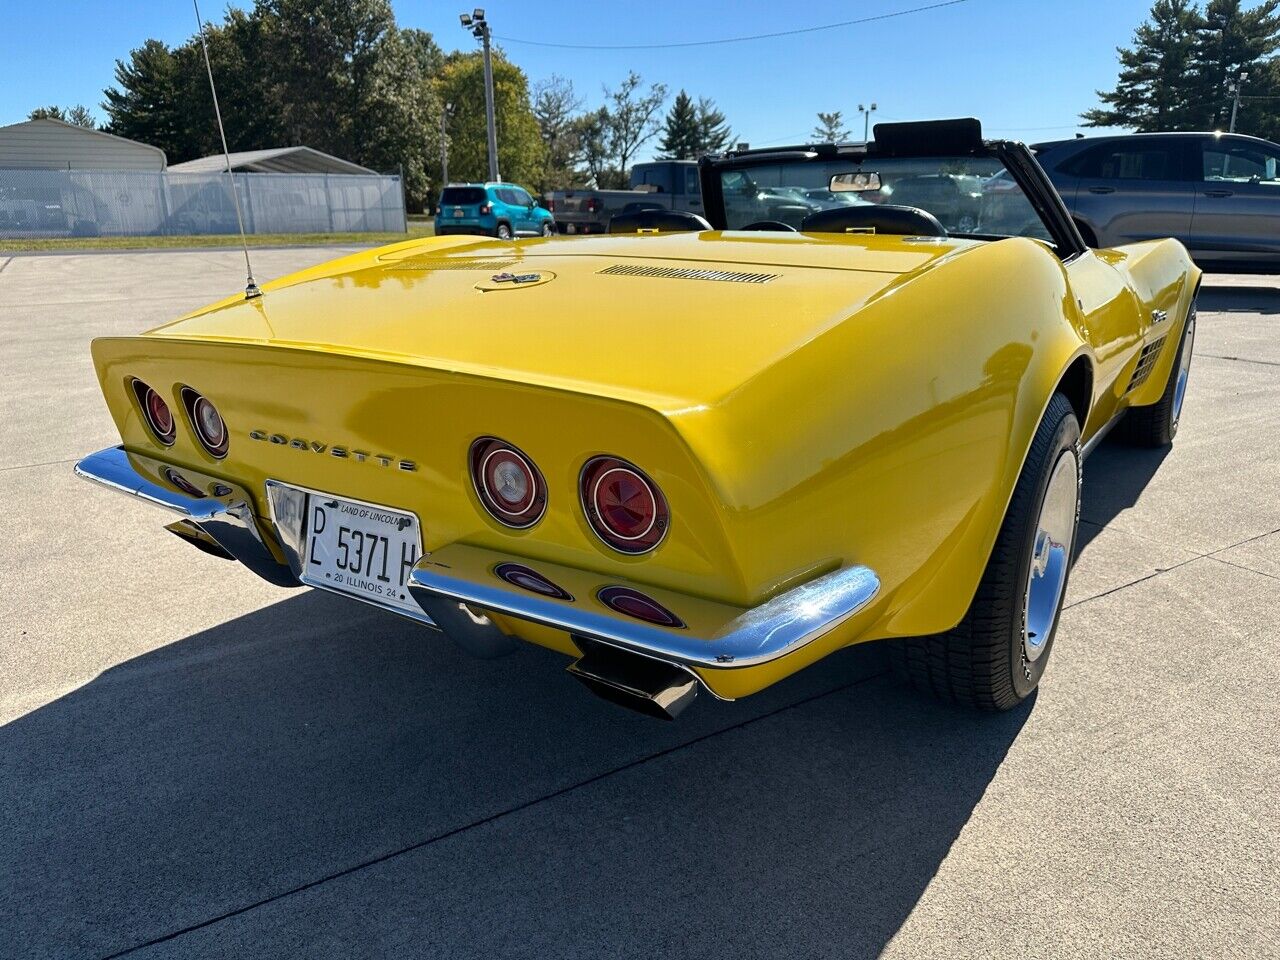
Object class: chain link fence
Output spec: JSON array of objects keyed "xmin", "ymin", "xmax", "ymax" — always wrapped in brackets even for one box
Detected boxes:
[{"xmin": 0, "ymin": 168, "xmax": 406, "ymax": 238}]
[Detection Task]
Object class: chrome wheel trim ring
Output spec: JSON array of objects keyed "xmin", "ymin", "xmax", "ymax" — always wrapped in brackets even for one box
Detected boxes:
[
  {"xmin": 1171, "ymin": 314, "xmax": 1196, "ymax": 431},
  {"xmin": 1023, "ymin": 448, "xmax": 1080, "ymax": 663}
]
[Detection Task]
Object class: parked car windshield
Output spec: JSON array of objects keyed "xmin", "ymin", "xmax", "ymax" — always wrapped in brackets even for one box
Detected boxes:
[
  {"xmin": 718, "ymin": 156, "xmax": 1052, "ymax": 241},
  {"xmin": 440, "ymin": 187, "xmax": 487, "ymax": 205}
]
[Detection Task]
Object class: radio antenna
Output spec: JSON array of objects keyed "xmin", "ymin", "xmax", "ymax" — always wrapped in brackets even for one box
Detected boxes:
[{"xmin": 192, "ymin": 0, "xmax": 260, "ymax": 299}]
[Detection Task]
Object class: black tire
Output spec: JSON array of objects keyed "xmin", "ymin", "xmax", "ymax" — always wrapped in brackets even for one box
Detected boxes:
[
  {"xmin": 889, "ymin": 392, "xmax": 1082, "ymax": 710},
  {"xmin": 1120, "ymin": 305, "xmax": 1196, "ymax": 448},
  {"xmin": 495, "ymin": 222, "xmax": 512, "ymax": 240}
]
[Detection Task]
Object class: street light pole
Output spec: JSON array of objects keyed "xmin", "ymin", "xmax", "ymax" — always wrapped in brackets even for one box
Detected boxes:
[
  {"xmin": 858, "ymin": 102, "xmax": 878, "ymax": 141},
  {"xmin": 1228, "ymin": 71, "xmax": 1249, "ymax": 133},
  {"xmin": 440, "ymin": 101, "xmax": 453, "ymax": 187},
  {"xmin": 460, "ymin": 9, "xmax": 500, "ymax": 182}
]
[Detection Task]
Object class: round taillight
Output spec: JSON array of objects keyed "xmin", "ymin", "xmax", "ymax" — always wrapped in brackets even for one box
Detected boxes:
[
  {"xmin": 133, "ymin": 379, "xmax": 176, "ymax": 446},
  {"xmin": 470, "ymin": 437, "xmax": 547, "ymax": 528},
  {"xmin": 494, "ymin": 562, "xmax": 573, "ymax": 600},
  {"xmin": 598, "ymin": 586, "xmax": 685, "ymax": 628},
  {"xmin": 580, "ymin": 456, "xmax": 669, "ymax": 554},
  {"xmin": 182, "ymin": 388, "xmax": 228, "ymax": 458}
]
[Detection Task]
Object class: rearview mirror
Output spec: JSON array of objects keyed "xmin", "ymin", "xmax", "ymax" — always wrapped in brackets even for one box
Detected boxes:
[{"xmin": 830, "ymin": 172, "xmax": 882, "ymax": 192}]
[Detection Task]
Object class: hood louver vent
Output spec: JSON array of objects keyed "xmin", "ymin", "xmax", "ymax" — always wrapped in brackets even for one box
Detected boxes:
[
  {"xmin": 388, "ymin": 257, "xmax": 519, "ymax": 271},
  {"xmin": 597, "ymin": 264, "xmax": 777, "ymax": 284},
  {"xmin": 1127, "ymin": 336, "xmax": 1167, "ymax": 392}
]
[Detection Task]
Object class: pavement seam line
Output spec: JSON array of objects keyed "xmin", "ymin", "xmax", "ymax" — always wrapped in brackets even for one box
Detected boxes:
[
  {"xmin": 1065, "ymin": 524, "xmax": 1280, "ymax": 610},
  {"xmin": 95, "ymin": 670, "xmax": 886, "ymax": 960},
  {"xmin": 1197, "ymin": 353, "xmax": 1280, "ymax": 368},
  {"xmin": 1206, "ymin": 554, "xmax": 1280, "ymax": 582},
  {"xmin": 0, "ymin": 457, "xmax": 79, "ymax": 474},
  {"xmin": 0, "ymin": 256, "xmax": 11, "ymax": 275}
]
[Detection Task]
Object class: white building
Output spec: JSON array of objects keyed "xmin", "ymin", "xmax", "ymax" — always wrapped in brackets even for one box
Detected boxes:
[{"xmin": 0, "ymin": 118, "xmax": 167, "ymax": 171}]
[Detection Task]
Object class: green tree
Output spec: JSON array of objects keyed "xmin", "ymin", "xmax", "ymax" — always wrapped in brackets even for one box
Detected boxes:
[
  {"xmin": 28, "ymin": 104, "xmax": 98, "ymax": 127},
  {"xmin": 435, "ymin": 49, "xmax": 546, "ymax": 189},
  {"xmin": 600, "ymin": 71, "xmax": 667, "ymax": 187},
  {"xmin": 570, "ymin": 107, "xmax": 612, "ymax": 186},
  {"xmin": 813, "ymin": 111, "xmax": 848, "ymax": 141},
  {"xmin": 695, "ymin": 96, "xmax": 733, "ymax": 154},
  {"xmin": 1189, "ymin": 0, "xmax": 1280, "ymax": 128},
  {"xmin": 658, "ymin": 89, "xmax": 700, "ymax": 159},
  {"xmin": 532, "ymin": 74, "xmax": 583, "ymax": 191},
  {"xmin": 1084, "ymin": 0, "xmax": 1207, "ymax": 129},
  {"xmin": 102, "ymin": 39, "xmax": 181, "ymax": 155}
]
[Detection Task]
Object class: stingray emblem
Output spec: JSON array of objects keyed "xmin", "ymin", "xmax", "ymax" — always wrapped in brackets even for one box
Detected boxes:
[{"xmin": 491, "ymin": 272, "xmax": 542, "ymax": 284}]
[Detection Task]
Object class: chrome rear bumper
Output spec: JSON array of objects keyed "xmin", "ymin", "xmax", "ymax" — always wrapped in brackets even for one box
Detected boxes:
[
  {"xmin": 75, "ymin": 446, "xmax": 882, "ymax": 682},
  {"xmin": 407, "ymin": 544, "xmax": 880, "ymax": 672},
  {"xmin": 74, "ymin": 446, "xmax": 298, "ymax": 588}
]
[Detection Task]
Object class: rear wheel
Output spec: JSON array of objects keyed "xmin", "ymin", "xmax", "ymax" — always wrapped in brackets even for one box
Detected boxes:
[
  {"xmin": 1121, "ymin": 306, "xmax": 1196, "ymax": 447},
  {"xmin": 889, "ymin": 392, "xmax": 1081, "ymax": 709},
  {"xmin": 495, "ymin": 222, "xmax": 513, "ymax": 240}
]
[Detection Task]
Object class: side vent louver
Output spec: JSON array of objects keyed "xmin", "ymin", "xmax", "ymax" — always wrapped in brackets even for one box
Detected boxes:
[
  {"xmin": 597, "ymin": 264, "xmax": 777, "ymax": 284},
  {"xmin": 1127, "ymin": 336, "xmax": 1167, "ymax": 392}
]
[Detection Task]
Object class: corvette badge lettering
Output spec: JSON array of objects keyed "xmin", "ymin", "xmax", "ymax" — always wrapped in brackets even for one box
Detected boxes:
[{"xmin": 248, "ymin": 430, "xmax": 416, "ymax": 471}]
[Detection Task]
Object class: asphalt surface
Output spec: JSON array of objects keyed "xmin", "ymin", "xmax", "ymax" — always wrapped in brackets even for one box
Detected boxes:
[{"xmin": 1, "ymin": 248, "xmax": 1277, "ymax": 959}]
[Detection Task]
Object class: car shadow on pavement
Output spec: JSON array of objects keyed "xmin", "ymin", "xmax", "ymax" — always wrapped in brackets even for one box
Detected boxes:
[
  {"xmin": 1198, "ymin": 285, "xmax": 1280, "ymax": 315},
  {"xmin": 1076, "ymin": 438, "xmax": 1170, "ymax": 554},
  {"xmin": 0, "ymin": 588, "xmax": 1030, "ymax": 960}
]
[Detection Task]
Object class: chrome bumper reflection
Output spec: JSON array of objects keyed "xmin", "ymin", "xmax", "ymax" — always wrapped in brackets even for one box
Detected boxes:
[
  {"xmin": 408, "ymin": 544, "xmax": 880, "ymax": 671},
  {"xmin": 73, "ymin": 446, "xmax": 299, "ymax": 588}
]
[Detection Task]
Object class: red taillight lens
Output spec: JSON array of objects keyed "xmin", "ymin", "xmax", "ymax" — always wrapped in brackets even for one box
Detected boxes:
[
  {"xmin": 479, "ymin": 203, "xmax": 491, "ymax": 214},
  {"xmin": 598, "ymin": 586, "xmax": 685, "ymax": 628},
  {"xmin": 181, "ymin": 387, "xmax": 228, "ymax": 458},
  {"xmin": 586, "ymin": 198, "xmax": 602, "ymax": 213},
  {"xmin": 470, "ymin": 437, "xmax": 547, "ymax": 528},
  {"xmin": 580, "ymin": 456, "xmax": 669, "ymax": 554},
  {"xmin": 494, "ymin": 562, "xmax": 573, "ymax": 600},
  {"xmin": 547, "ymin": 199, "xmax": 556, "ymax": 212},
  {"xmin": 133, "ymin": 379, "xmax": 176, "ymax": 446}
]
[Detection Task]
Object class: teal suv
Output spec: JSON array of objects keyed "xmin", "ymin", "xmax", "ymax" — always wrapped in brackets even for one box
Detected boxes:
[{"xmin": 435, "ymin": 183, "xmax": 555, "ymax": 239}]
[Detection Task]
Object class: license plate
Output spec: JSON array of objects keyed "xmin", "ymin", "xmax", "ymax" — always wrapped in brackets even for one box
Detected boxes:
[
  {"xmin": 299, "ymin": 492, "xmax": 423, "ymax": 618},
  {"xmin": 453, "ymin": 208, "xmax": 464, "ymax": 217}
]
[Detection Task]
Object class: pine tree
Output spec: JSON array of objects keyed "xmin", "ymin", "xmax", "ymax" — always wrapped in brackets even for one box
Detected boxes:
[
  {"xmin": 695, "ymin": 96, "xmax": 732, "ymax": 154},
  {"xmin": 28, "ymin": 105, "xmax": 97, "ymax": 127},
  {"xmin": 658, "ymin": 89, "xmax": 700, "ymax": 159},
  {"xmin": 813, "ymin": 111, "xmax": 848, "ymax": 142},
  {"xmin": 1189, "ymin": 0, "xmax": 1280, "ymax": 128},
  {"xmin": 1083, "ymin": 0, "xmax": 1203, "ymax": 130},
  {"xmin": 101, "ymin": 39, "xmax": 182, "ymax": 155}
]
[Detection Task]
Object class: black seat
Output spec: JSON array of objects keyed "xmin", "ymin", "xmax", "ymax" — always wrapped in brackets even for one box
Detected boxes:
[
  {"xmin": 608, "ymin": 209, "xmax": 712, "ymax": 234},
  {"xmin": 800, "ymin": 204, "xmax": 947, "ymax": 237}
]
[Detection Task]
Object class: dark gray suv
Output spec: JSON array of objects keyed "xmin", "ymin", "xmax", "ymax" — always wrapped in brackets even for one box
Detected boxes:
[{"xmin": 1034, "ymin": 132, "xmax": 1280, "ymax": 266}]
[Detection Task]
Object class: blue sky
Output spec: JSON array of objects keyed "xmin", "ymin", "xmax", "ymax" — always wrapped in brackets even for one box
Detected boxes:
[{"xmin": 2, "ymin": 0, "xmax": 1147, "ymax": 154}]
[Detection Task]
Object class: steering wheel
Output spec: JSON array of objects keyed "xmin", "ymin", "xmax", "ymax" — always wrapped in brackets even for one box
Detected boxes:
[{"xmin": 739, "ymin": 220, "xmax": 797, "ymax": 232}]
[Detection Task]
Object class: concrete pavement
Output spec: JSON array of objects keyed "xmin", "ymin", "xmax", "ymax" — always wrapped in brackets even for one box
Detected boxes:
[{"xmin": 0, "ymin": 249, "xmax": 1276, "ymax": 959}]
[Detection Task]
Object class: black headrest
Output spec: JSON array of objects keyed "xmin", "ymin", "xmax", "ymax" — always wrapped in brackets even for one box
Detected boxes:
[
  {"xmin": 608, "ymin": 209, "xmax": 712, "ymax": 234},
  {"xmin": 800, "ymin": 204, "xmax": 947, "ymax": 238}
]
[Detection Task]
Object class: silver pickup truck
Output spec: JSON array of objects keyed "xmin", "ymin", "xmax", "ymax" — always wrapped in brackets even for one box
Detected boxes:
[{"xmin": 547, "ymin": 161, "xmax": 706, "ymax": 234}]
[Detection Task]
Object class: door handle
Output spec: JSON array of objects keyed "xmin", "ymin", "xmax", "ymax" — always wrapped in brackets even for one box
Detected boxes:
[
  {"xmin": 1087, "ymin": 186, "xmax": 1116, "ymax": 194},
  {"xmin": 1203, "ymin": 189, "xmax": 1234, "ymax": 197}
]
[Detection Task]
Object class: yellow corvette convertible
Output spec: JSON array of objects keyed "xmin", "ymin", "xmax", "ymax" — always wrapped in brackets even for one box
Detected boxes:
[{"xmin": 77, "ymin": 119, "xmax": 1199, "ymax": 719}]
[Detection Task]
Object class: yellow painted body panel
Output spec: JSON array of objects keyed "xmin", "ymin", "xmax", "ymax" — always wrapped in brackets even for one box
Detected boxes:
[{"xmin": 90, "ymin": 231, "xmax": 1199, "ymax": 699}]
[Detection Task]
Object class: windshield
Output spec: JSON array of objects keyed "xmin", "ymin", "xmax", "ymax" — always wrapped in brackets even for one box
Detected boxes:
[{"xmin": 718, "ymin": 155, "xmax": 1052, "ymax": 241}]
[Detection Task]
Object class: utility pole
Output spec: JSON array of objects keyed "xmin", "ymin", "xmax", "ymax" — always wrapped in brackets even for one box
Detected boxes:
[
  {"xmin": 1228, "ymin": 71, "xmax": 1249, "ymax": 133},
  {"xmin": 439, "ymin": 101, "xmax": 453, "ymax": 187},
  {"xmin": 858, "ymin": 102, "xmax": 878, "ymax": 141},
  {"xmin": 460, "ymin": 9, "xmax": 499, "ymax": 182}
]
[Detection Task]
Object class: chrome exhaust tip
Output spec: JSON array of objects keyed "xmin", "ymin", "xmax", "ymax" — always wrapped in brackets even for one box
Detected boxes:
[{"xmin": 567, "ymin": 637, "xmax": 698, "ymax": 720}]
